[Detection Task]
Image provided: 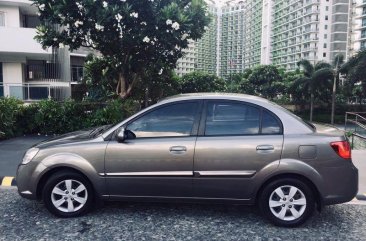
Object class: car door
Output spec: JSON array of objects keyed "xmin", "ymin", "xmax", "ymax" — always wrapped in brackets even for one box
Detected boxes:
[
  {"xmin": 193, "ymin": 100, "xmax": 283, "ymax": 200},
  {"xmin": 105, "ymin": 100, "xmax": 202, "ymax": 198}
]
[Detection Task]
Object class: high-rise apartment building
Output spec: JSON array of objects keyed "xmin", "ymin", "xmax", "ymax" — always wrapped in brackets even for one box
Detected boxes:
[
  {"xmin": 175, "ymin": 40, "xmax": 196, "ymax": 77},
  {"xmin": 0, "ymin": 0, "xmax": 89, "ymax": 101},
  {"xmin": 219, "ymin": 0, "xmax": 263, "ymax": 78},
  {"xmin": 176, "ymin": 0, "xmax": 359, "ymax": 77},
  {"xmin": 350, "ymin": 0, "xmax": 366, "ymax": 56},
  {"xmin": 195, "ymin": 0, "xmax": 219, "ymax": 75},
  {"xmin": 271, "ymin": 0, "xmax": 331, "ymax": 70}
]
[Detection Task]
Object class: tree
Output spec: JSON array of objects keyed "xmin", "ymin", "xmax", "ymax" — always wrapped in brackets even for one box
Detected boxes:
[
  {"xmin": 83, "ymin": 54, "xmax": 180, "ymax": 105},
  {"xmin": 226, "ymin": 70, "xmax": 255, "ymax": 94},
  {"xmin": 34, "ymin": 0, "xmax": 210, "ymax": 99},
  {"xmin": 83, "ymin": 55, "xmax": 119, "ymax": 101},
  {"xmin": 293, "ymin": 60, "xmax": 333, "ymax": 122},
  {"xmin": 247, "ymin": 65, "xmax": 284, "ymax": 99},
  {"xmin": 179, "ymin": 72, "xmax": 226, "ymax": 93},
  {"xmin": 341, "ymin": 49, "xmax": 366, "ymax": 104},
  {"xmin": 331, "ymin": 54, "xmax": 345, "ymax": 125}
]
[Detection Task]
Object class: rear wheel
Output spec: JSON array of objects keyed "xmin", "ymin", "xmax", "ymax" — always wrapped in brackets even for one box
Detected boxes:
[
  {"xmin": 259, "ymin": 178, "xmax": 315, "ymax": 227},
  {"xmin": 42, "ymin": 171, "xmax": 94, "ymax": 217}
]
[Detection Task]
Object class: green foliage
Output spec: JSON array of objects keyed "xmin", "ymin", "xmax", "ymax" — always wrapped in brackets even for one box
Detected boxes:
[
  {"xmin": 179, "ymin": 71, "xmax": 227, "ymax": 93},
  {"xmin": 0, "ymin": 98, "xmax": 23, "ymax": 138},
  {"xmin": 247, "ymin": 65, "xmax": 284, "ymax": 99},
  {"xmin": 341, "ymin": 49, "xmax": 366, "ymax": 102},
  {"xmin": 83, "ymin": 54, "xmax": 119, "ymax": 101},
  {"xmin": 0, "ymin": 98, "xmax": 139, "ymax": 139}
]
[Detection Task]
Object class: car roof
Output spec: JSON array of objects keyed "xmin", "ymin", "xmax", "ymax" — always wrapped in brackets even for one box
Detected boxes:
[{"xmin": 159, "ymin": 93, "xmax": 272, "ymax": 105}]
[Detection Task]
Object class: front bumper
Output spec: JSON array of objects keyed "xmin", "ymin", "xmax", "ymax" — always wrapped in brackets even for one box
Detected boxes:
[{"xmin": 16, "ymin": 162, "xmax": 47, "ymax": 200}]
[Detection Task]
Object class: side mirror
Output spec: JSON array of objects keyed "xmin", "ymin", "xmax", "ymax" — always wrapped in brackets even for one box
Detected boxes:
[{"xmin": 116, "ymin": 127, "xmax": 126, "ymax": 143}]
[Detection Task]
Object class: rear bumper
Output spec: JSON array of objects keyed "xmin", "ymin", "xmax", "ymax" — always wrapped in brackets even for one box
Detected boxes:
[{"xmin": 322, "ymin": 162, "xmax": 358, "ymax": 205}]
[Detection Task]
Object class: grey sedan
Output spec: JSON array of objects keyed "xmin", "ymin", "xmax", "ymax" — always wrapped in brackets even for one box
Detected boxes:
[{"xmin": 17, "ymin": 93, "xmax": 358, "ymax": 227}]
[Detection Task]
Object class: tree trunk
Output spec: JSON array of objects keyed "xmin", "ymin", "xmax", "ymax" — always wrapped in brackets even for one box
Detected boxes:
[
  {"xmin": 310, "ymin": 92, "xmax": 314, "ymax": 122},
  {"xmin": 116, "ymin": 72, "xmax": 137, "ymax": 99},
  {"xmin": 331, "ymin": 73, "xmax": 337, "ymax": 125},
  {"xmin": 144, "ymin": 87, "xmax": 149, "ymax": 108}
]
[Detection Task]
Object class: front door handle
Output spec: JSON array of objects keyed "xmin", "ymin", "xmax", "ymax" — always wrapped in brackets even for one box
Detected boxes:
[
  {"xmin": 169, "ymin": 146, "xmax": 187, "ymax": 154},
  {"xmin": 256, "ymin": 145, "xmax": 274, "ymax": 151}
]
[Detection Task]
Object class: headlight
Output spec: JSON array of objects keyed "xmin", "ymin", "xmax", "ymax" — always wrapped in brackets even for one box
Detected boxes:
[{"xmin": 22, "ymin": 148, "xmax": 39, "ymax": 165}]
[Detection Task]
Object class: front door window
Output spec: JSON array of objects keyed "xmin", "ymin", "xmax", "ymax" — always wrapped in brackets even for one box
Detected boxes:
[{"xmin": 127, "ymin": 101, "xmax": 199, "ymax": 138}]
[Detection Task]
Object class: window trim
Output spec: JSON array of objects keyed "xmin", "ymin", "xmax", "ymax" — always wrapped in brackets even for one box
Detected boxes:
[
  {"xmin": 198, "ymin": 100, "xmax": 283, "ymax": 137},
  {"xmin": 114, "ymin": 100, "xmax": 203, "ymax": 140}
]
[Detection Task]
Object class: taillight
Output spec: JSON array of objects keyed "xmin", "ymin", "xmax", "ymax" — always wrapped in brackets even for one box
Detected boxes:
[{"xmin": 330, "ymin": 141, "xmax": 351, "ymax": 159}]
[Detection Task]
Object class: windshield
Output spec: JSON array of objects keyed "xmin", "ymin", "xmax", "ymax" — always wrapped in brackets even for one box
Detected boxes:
[{"xmin": 89, "ymin": 124, "xmax": 114, "ymax": 138}]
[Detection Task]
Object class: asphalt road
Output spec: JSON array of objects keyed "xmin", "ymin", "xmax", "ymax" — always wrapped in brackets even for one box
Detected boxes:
[
  {"xmin": 0, "ymin": 135, "xmax": 48, "ymax": 177},
  {"xmin": 1, "ymin": 187, "xmax": 366, "ymax": 241}
]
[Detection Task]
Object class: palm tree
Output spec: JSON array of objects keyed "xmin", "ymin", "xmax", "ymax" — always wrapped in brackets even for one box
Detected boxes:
[
  {"xmin": 340, "ymin": 49, "xmax": 366, "ymax": 105},
  {"xmin": 331, "ymin": 54, "xmax": 345, "ymax": 125},
  {"xmin": 294, "ymin": 60, "xmax": 334, "ymax": 122}
]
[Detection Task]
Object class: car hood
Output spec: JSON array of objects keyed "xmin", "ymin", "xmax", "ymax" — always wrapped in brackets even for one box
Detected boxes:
[{"xmin": 34, "ymin": 126, "xmax": 105, "ymax": 149}]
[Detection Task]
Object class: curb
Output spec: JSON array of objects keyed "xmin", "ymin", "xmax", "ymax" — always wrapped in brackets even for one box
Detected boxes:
[
  {"xmin": 0, "ymin": 176, "xmax": 17, "ymax": 187},
  {"xmin": 356, "ymin": 193, "xmax": 366, "ymax": 201}
]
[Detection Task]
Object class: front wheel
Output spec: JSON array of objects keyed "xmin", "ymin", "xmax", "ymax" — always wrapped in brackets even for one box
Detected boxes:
[
  {"xmin": 42, "ymin": 171, "xmax": 94, "ymax": 217},
  {"xmin": 258, "ymin": 178, "xmax": 315, "ymax": 227}
]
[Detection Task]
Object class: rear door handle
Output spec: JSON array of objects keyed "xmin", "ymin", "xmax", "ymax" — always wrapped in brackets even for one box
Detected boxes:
[
  {"xmin": 169, "ymin": 146, "xmax": 187, "ymax": 154},
  {"xmin": 256, "ymin": 145, "xmax": 274, "ymax": 151}
]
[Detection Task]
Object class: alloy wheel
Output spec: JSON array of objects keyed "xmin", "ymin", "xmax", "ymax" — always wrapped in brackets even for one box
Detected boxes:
[
  {"xmin": 51, "ymin": 179, "xmax": 88, "ymax": 213},
  {"xmin": 268, "ymin": 185, "xmax": 307, "ymax": 221}
]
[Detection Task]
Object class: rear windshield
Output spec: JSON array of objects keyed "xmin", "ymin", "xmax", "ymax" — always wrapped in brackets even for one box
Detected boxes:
[{"xmin": 268, "ymin": 102, "xmax": 316, "ymax": 132}]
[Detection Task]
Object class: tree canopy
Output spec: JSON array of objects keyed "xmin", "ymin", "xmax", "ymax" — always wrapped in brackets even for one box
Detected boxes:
[{"xmin": 34, "ymin": 0, "xmax": 210, "ymax": 98}]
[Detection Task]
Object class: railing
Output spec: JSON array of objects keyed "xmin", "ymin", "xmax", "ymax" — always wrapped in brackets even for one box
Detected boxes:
[
  {"xmin": 0, "ymin": 83, "xmax": 70, "ymax": 101},
  {"xmin": 345, "ymin": 112, "xmax": 366, "ymax": 149}
]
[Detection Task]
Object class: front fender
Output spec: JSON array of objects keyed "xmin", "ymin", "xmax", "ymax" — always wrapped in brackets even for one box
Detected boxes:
[{"xmin": 38, "ymin": 153, "xmax": 105, "ymax": 197}]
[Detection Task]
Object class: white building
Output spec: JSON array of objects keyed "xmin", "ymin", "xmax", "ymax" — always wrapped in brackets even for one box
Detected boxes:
[
  {"xmin": 0, "ymin": 0, "xmax": 88, "ymax": 101},
  {"xmin": 177, "ymin": 0, "xmax": 358, "ymax": 77},
  {"xmin": 350, "ymin": 0, "xmax": 366, "ymax": 56}
]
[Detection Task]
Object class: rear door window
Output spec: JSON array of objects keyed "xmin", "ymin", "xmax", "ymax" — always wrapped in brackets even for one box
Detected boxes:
[{"xmin": 204, "ymin": 102, "xmax": 260, "ymax": 135}]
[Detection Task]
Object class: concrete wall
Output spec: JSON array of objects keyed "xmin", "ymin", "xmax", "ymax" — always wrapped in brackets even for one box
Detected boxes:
[{"xmin": 0, "ymin": 5, "xmax": 20, "ymax": 27}]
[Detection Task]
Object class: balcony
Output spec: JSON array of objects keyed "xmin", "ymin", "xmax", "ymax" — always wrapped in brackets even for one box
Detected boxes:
[
  {"xmin": 0, "ymin": 83, "xmax": 70, "ymax": 101},
  {"xmin": 0, "ymin": 27, "xmax": 50, "ymax": 55}
]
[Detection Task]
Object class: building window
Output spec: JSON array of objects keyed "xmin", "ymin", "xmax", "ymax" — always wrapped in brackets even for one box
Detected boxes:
[
  {"xmin": 325, "ymin": 25, "xmax": 328, "ymax": 30},
  {"xmin": 0, "ymin": 62, "xmax": 3, "ymax": 97},
  {"xmin": 361, "ymin": 41, "xmax": 366, "ymax": 50},
  {"xmin": 323, "ymin": 53, "xmax": 327, "ymax": 57},
  {"xmin": 0, "ymin": 62, "xmax": 3, "ymax": 82},
  {"xmin": 22, "ymin": 15, "xmax": 41, "ymax": 28},
  {"xmin": 0, "ymin": 12, "xmax": 5, "ymax": 26},
  {"xmin": 324, "ymin": 43, "xmax": 327, "ymax": 48},
  {"xmin": 326, "ymin": 6, "xmax": 329, "ymax": 11},
  {"xmin": 325, "ymin": 16, "xmax": 328, "ymax": 21},
  {"xmin": 362, "ymin": 29, "xmax": 366, "ymax": 39},
  {"xmin": 324, "ymin": 34, "xmax": 328, "ymax": 39},
  {"xmin": 71, "ymin": 65, "xmax": 84, "ymax": 82}
]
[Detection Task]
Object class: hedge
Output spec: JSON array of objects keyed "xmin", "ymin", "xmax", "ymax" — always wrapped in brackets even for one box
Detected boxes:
[{"xmin": 0, "ymin": 98, "xmax": 138, "ymax": 139}]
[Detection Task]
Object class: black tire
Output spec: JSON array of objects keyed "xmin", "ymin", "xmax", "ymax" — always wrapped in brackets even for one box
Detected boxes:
[
  {"xmin": 258, "ymin": 178, "xmax": 315, "ymax": 227},
  {"xmin": 42, "ymin": 170, "xmax": 94, "ymax": 218}
]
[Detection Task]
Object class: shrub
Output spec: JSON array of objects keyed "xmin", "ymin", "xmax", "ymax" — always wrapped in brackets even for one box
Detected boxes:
[
  {"xmin": 0, "ymin": 98, "xmax": 139, "ymax": 139},
  {"xmin": 0, "ymin": 98, "xmax": 23, "ymax": 139}
]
